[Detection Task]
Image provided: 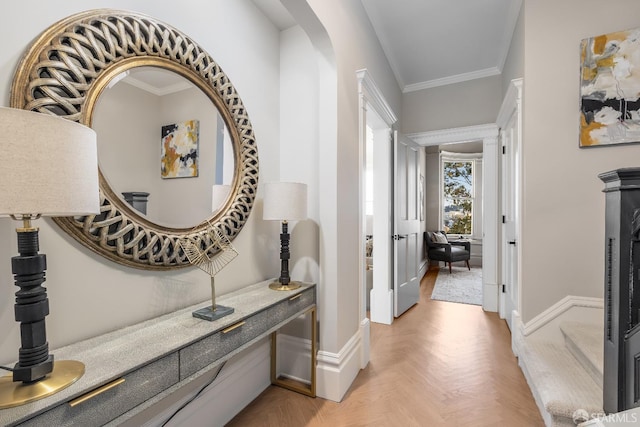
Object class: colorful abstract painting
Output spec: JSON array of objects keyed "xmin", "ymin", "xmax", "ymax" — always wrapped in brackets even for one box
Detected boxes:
[
  {"xmin": 580, "ymin": 28, "xmax": 640, "ymax": 147},
  {"xmin": 161, "ymin": 120, "xmax": 199, "ymax": 178}
]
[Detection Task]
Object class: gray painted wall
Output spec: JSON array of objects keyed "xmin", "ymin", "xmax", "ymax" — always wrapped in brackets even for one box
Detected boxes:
[
  {"xmin": 520, "ymin": 0, "xmax": 640, "ymax": 322},
  {"xmin": 401, "ymin": 75, "xmax": 503, "ymax": 134},
  {"xmin": 501, "ymin": 5, "xmax": 524, "ymax": 95}
]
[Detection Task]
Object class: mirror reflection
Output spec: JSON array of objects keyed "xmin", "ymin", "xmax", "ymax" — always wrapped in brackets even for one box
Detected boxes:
[{"xmin": 92, "ymin": 67, "xmax": 235, "ymax": 229}]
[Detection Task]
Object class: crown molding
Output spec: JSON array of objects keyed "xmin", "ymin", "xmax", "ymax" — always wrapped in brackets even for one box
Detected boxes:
[
  {"xmin": 122, "ymin": 76, "xmax": 193, "ymax": 96},
  {"xmin": 407, "ymin": 123, "xmax": 498, "ymax": 147},
  {"xmin": 403, "ymin": 67, "xmax": 501, "ymax": 93}
]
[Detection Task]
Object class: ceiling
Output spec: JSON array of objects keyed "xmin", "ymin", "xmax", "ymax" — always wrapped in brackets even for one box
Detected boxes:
[
  {"xmin": 127, "ymin": 1, "xmax": 523, "ymax": 96},
  {"xmin": 118, "ymin": 68, "xmax": 193, "ymax": 96},
  {"xmin": 253, "ymin": 0, "xmax": 522, "ymax": 93},
  {"xmin": 360, "ymin": 0, "xmax": 522, "ymax": 92}
]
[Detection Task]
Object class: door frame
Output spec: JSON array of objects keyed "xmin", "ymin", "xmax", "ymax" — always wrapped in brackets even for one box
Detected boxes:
[
  {"xmin": 408, "ymin": 124, "xmax": 500, "ymax": 312},
  {"xmin": 496, "ymin": 78, "xmax": 523, "ymax": 324},
  {"xmin": 356, "ymin": 70, "xmax": 398, "ymax": 368}
]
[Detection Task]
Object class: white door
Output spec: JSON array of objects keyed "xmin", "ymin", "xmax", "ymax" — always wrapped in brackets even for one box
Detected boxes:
[
  {"xmin": 393, "ymin": 131, "xmax": 420, "ymax": 317},
  {"xmin": 500, "ymin": 109, "xmax": 520, "ymax": 330}
]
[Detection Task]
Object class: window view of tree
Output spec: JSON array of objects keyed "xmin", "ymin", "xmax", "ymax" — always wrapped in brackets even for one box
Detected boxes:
[{"xmin": 443, "ymin": 161, "xmax": 473, "ymax": 235}]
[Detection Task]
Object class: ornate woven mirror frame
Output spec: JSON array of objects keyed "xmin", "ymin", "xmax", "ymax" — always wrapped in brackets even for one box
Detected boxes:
[{"xmin": 10, "ymin": 9, "xmax": 259, "ymax": 270}]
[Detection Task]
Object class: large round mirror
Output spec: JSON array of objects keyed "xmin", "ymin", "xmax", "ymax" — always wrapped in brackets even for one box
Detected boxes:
[{"xmin": 10, "ymin": 10, "xmax": 259, "ymax": 269}]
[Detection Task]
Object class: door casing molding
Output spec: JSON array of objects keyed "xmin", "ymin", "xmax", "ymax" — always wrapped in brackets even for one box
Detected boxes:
[{"xmin": 407, "ymin": 123, "xmax": 499, "ymax": 312}]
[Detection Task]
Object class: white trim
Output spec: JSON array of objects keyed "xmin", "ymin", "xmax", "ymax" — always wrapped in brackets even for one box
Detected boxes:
[
  {"xmin": 403, "ymin": 67, "xmax": 501, "ymax": 93},
  {"xmin": 360, "ymin": 318, "xmax": 370, "ymax": 369},
  {"xmin": 356, "ymin": 69, "xmax": 398, "ymax": 126},
  {"xmin": 358, "ymin": 69, "xmax": 395, "ymax": 330},
  {"xmin": 439, "ymin": 153, "xmax": 480, "ymax": 238},
  {"xmin": 407, "ymin": 123, "xmax": 499, "ymax": 147},
  {"xmin": 439, "ymin": 151, "xmax": 483, "ymax": 160},
  {"xmin": 418, "ymin": 259, "xmax": 428, "ymax": 280},
  {"xmin": 123, "ymin": 76, "xmax": 193, "ymax": 96},
  {"xmin": 410, "ymin": 123, "xmax": 499, "ymax": 313},
  {"xmin": 316, "ymin": 329, "xmax": 363, "ymax": 402},
  {"xmin": 482, "ymin": 136, "xmax": 499, "ymax": 312},
  {"xmin": 497, "ymin": 78, "xmax": 523, "ymax": 127},
  {"xmin": 522, "ymin": 296, "xmax": 604, "ymax": 337},
  {"xmin": 498, "ymin": 78, "xmax": 523, "ymax": 327},
  {"xmin": 369, "ymin": 287, "xmax": 393, "ymax": 325},
  {"xmin": 483, "ymin": 283, "xmax": 499, "ymax": 312}
]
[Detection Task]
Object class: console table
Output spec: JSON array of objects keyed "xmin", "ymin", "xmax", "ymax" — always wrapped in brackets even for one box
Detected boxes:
[{"xmin": 0, "ymin": 280, "xmax": 316, "ymax": 426}]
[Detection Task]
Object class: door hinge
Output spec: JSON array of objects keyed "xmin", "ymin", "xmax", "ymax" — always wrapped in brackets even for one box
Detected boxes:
[
  {"xmin": 501, "ymin": 284, "xmax": 506, "ymax": 293},
  {"xmin": 502, "ymin": 146, "xmax": 506, "ymax": 154},
  {"xmin": 502, "ymin": 215, "xmax": 506, "ymax": 224}
]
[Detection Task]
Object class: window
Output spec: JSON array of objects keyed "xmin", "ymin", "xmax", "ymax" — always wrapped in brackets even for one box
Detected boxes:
[{"xmin": 441, "ymin": 157, "xmax": 475, "ymax": 236}]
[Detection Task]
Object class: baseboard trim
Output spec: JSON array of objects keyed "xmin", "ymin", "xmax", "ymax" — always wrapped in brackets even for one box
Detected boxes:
[
  {"xmin": 370, "ymin": 287, "xmax": 393, "ymax": 324},
  {"xmin": 360, "ymin": 318, "xmax": 370, "ymax": 369},
  {"xmin": 522, "ymin": 296, "xmax": 604, "ymax": 337},
  {"xmin": 419, "ymin": 259, "xmax": 428, "ymax": 279},
  {"xmin": 483, "ymin": 282, "xmax": 498, "ymax": 313},
  {"xmin": 316, "ymin": 329, "xmax": 362, "ymax": 402}
]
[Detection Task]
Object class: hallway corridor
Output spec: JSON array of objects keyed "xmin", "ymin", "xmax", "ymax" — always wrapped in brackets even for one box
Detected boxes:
[{"xmin": 228, "ymin": 268, "xmax": 543, "ymax": 426}]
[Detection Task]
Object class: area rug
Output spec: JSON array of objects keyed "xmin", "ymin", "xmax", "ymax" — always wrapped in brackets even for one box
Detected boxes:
[{"xmin": 431, "ymin": 267, "xmax": 482, "ymax": 306}]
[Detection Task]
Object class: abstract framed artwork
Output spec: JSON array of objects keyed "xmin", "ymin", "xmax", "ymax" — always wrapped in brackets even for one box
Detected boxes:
[
  {"xmin": 580, "ymin": 28, "xmax": 640, "ymax": 147},
  {"xmin": 161, "ymin": 119, "xmax": 199, "ymax": 178}
]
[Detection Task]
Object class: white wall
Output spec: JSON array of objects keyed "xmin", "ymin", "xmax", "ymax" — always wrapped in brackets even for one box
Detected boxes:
[
  {"xmin": 301, "ymin": 0, "xmax": 402, "ymax": 353},
  {"xmin": 520, "ymin": 0, "xmax": 640, "ymax": 322},
  {"xmin": 0, "ymin": 0, "xmax": 281, "ymax": 365},
  {"xmin": 401, "ymin": 75, "xmax": 503, "ymax": 134},
  {"xmin": 279, "ymin": 25, "xmax": 320, "ymax": 286}
]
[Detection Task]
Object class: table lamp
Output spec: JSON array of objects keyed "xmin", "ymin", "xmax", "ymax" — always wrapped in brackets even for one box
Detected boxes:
[
  {"xmin": 0, "ymin": 107, "xmax": 99, "ymax": 409},
  {"xmin": 263, "ymin": 182, "xmax": 307, "ymax": 291}
]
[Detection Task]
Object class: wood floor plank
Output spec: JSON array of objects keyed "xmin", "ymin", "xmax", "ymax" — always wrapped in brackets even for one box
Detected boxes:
[{"xmin": 227, "ymin": 267, "xmax": 544, "ymax": 426}]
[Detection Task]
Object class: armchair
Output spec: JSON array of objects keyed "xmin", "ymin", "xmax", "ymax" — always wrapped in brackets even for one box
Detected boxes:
[{"xmin": 425, "ymin": 231, "xmax": 471, "ymax": 273}]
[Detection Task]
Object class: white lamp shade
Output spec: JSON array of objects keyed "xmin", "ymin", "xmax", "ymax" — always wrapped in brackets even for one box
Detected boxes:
[
  {"xmin": 263, "ymin": 182, "xmax": 307, "ymax": 221},
  {"xmin": 212, "ymin": 184, "xmax": 231, "ymax": 212},
  {"xmin": 0, "ymin": 107, "xmax": 100, "ymax": 216}
]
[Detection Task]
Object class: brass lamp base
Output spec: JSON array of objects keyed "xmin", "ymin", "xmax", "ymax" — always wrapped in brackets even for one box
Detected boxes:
[
  {"xmin": 0, "ymin": 360, "xmax": 84, "ymax": 409},
  {"xmin": 269, "ymin": 280, "xmax": 302, "ymax": 291}
]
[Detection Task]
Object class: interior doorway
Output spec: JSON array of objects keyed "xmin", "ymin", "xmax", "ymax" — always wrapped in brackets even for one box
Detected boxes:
[
  {"xmin": 408, "ymin": 124, "xmax": 500, "ymax": 312},
  {"xmin": 357, "ymin": 70, "xmax": 397, "ymax": 330},
  {"xmin": 497, "ymin": 79, "xmax": 523, "ymax": 328},
  {"xmin": 363, "ymin": 112, "xmax": 389, "ymax": 315}
]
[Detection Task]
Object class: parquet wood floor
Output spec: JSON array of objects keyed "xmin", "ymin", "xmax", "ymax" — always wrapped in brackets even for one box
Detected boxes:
[{"xmin": 227, "ymin": 267, "xmax": 544, "ymax": 426}]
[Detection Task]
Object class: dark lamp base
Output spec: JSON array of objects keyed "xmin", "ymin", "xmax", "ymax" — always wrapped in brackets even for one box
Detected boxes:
[
  {"xmin": 0, "ymin": 360, "xmax": 84, "ymax": 409},
  {"xmin": 269, "ymin": 281, "xmax": 302, "ymax": 291},
  {"xmin": 192, "ymin": 305, "xmax": 234, "ymax": 321}
]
